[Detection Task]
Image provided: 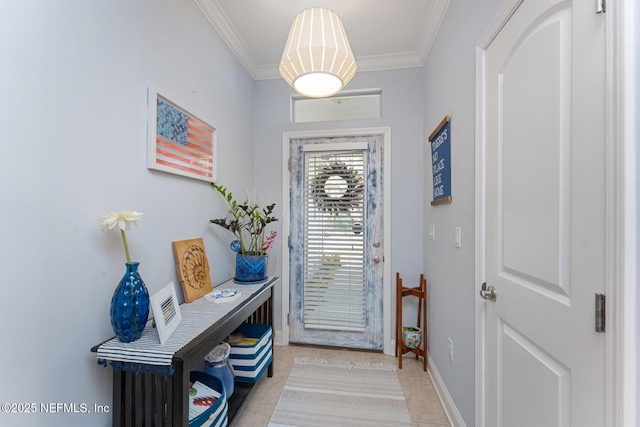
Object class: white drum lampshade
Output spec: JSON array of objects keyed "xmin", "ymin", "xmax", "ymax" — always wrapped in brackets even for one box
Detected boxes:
[{"xmin": 279, "ymin": 8, "xmax": 357, "ymax": 98}]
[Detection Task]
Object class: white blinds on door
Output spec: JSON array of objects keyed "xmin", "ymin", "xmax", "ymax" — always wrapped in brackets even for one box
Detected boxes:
[{"xmin": 303, "ymin": 150, "xmax": 366, "ymax": 331}]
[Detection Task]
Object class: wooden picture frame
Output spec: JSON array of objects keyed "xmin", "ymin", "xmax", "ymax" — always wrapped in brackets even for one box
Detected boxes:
[
  {"xmin": 147, "ymin": 88, "xmax": 217, "ymax": 182},
  {"xmin": 150, "ymin": 282, "xmax": 182, "ymax": 345},
  {"xmin": 429, "ymin": 115, "xmax": 452, "ymax": 205},
  {"xmin": 172, "ymin": 238, "xmax": 213, "ymax": 303}
]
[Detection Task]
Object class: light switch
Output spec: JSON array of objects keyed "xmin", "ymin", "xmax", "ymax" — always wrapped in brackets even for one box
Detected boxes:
[
  {"xmin": 455, "ymin": 227, "xmax": 462, "ymax": 248},
  {"xmin": 428, "ymin": 224, "xmax": 436, "ymax": 240}
]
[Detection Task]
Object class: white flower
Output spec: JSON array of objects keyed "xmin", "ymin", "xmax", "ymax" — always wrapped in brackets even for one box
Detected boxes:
[
  {"xmin": 98, "ymin": 209, "xmax": 143, "ymax": 264},
  {"xmin": 98, "ymin": 209, "xmax": 143, "ymax": 232}
]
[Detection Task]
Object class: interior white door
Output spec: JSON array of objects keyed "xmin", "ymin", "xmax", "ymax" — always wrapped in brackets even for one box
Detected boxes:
[{"xmin": 483, "ymin": 0, "xmax": 606, "ymax": 426}]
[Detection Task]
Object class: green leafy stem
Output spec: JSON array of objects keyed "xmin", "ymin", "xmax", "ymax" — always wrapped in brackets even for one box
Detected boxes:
[{"xmin": 209, "ymin": 183, "xmax": 278, "ymax": 255}]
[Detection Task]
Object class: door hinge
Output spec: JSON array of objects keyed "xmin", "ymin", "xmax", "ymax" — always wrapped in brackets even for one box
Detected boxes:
[
  {"xmin": 288, "ymin": 235, "xmax": 291, "ymax": 248},
  {"xmin": 287, "ymin": 313, "xmax": 290, "ymax": 325},
  {"xmin": 595, "ymin": 293, "xmax": 606, "ymax": 333},
  {"xmin": 288, "ymin": 158, "xmax": 291, "ymax": 171},
  {"xmin": 596, "ymin": 0, "xmax": 605, "ymax": 13}
]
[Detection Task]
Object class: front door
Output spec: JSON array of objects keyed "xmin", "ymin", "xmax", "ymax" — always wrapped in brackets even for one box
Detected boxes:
[
  {"xmin": 289, "ymin": 135, "xmax": 384, "ymax": 350},
  {"xmin": 483, "ymin": 0, "xmax": 606, "ymax": 425}
]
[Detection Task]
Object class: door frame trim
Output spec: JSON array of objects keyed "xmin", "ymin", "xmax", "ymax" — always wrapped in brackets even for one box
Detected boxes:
[
  {"xmin": 474, "ymin": 0, "xmax": 636, "ymax": 426},
  {"xmin": 281, "ymin": 127, "xmax": 393, "ymax": 354},
  {"xmin": 607, "ymin": 0, "xmax": 638, "ymax": 425}
]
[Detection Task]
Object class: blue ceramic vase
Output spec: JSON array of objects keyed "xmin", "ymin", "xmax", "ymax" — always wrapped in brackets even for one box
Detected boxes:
[
  {"xmin": 235, "ymin": 254, "xmax": 268, "ymax": 283},
  {"xmin": 110, "ymin": 262, "xmax": 150, "ymax": 343}
]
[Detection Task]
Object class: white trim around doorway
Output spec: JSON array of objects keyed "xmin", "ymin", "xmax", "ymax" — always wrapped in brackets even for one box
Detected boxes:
[{"xmin": 608, "ymin": 0, "xmax": 638, "ymax": 425}]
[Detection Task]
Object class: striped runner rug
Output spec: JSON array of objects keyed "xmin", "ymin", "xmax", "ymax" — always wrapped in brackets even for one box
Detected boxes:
[{"xmin": 268, "ymin": 358, "xmax": 412, "ymax": 427}]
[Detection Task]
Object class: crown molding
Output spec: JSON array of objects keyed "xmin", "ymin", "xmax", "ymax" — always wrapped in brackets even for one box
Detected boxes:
[
  {"xmin": 194, "ymin": 0, "xmax": 451, "ymax": 81},
  {"xmin": 254, "ymin": 52, "xmax": 424, "ymax": 81},
  {"xmin": 193, "ymin": 0, "xmax": 259, "ymax": 79},
  {"xmin": 417, "ymin": 0, "xmax": 452, "ymax": 64}
]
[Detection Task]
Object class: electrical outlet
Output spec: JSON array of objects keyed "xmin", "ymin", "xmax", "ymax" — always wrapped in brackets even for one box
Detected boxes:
[
  {"xmin": 448, "ymin": 337, "xmax": 454, "ymax": 362},
  {"xmin": 428, "ymin": 224, "xmax": 436, "ymax": 240}
]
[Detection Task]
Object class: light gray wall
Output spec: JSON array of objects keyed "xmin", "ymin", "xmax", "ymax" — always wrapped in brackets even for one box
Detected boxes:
[
  {"xmin": 253, "ymin": 68, "xmax": 425, "ymax": 335},
  {"xmin": 0, "ymin": 1, "xmax": 254, "ymax": 425},
  {"xmin": 422, "ymin": 0, "xmax": 503, "ymax": 425}
]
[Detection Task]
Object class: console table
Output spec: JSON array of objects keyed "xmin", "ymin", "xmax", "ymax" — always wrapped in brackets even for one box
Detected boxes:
[{"xmin": 91, "ymin": 277, "xmax": 278, "ymax": 426}]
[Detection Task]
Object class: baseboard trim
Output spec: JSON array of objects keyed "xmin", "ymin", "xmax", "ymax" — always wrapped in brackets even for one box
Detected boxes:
[
  {"xmin": 274, "ymin": 329, "xmax": 283, "ymax": 346},
  {"xmin": 428, "ymin": 352, "xmax": 466, "ymax": 427}
]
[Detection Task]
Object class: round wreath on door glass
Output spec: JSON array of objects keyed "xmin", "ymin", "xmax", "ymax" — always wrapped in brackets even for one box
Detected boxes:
[{"xmin": 311, "ymin": 162, "xmax": 364, "ymax": 215}]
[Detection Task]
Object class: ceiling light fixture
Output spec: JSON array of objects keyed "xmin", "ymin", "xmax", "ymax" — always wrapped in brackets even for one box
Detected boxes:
[{"xmin": 279, "ymin": 8, "xmax": 357, "ymax": 98}]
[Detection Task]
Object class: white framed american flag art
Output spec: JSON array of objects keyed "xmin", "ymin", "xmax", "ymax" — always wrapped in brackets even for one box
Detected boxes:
[{"xmin": 147, "ymin": 88, "xmax": 217, "ymax": 182}]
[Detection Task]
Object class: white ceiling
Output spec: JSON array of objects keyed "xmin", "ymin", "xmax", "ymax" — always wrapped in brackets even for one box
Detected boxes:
[{"xmin": 194, "ymin": 0, "xmax": 451, "ymax": 80}]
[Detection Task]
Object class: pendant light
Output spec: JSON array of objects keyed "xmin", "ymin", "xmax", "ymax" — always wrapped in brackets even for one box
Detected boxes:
[{"xmin": 279, "ymin": 8, "xmax": 357, "ymax": 98}]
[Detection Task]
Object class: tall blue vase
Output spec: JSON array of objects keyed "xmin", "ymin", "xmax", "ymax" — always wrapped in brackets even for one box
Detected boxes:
[
  {"xmin": 110, "ymin": 262, "xmax": 150, "ymax": 343},
  {"xmin": 235, "ymin": 254, "xmax": 268, "ymax": 283}
]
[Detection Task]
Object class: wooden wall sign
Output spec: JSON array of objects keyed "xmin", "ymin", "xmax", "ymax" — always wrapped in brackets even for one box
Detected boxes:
[
  {"xmin": 172, "ymin": 238, "xmax": 213, "ymax": 303},
  {"xmin": 429, "ymin": 116, "xmax": 452, "ymax": 205}
]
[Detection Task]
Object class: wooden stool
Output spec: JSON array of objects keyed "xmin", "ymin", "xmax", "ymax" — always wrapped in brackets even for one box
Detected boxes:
[{"xmin": 395, "ymin": 272, "xmax": 427, "ymax": 371}]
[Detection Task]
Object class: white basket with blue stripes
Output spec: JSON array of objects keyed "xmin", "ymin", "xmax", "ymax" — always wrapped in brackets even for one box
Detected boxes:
[{"xmin": 228, "ymin": 323, "xmax": 272, "ymax": 383}]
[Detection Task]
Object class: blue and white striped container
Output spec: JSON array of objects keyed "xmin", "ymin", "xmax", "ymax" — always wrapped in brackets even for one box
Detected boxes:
[
  {"xmin": 228, "ymin": 323, "xmax": 272, "ymax": 383},
  {"xmin": 189, "ymin": 371, "xmax": 228, "ymax": 427}
]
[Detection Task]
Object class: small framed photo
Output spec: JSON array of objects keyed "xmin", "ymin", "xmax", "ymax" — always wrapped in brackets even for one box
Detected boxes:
[
  {"xmin": 150, "ymin": 282, "xmax": 182, "ymax": 345},
  {"xmin": 147, "ymin": 88, "xmax": 217, "ymax": 182}
]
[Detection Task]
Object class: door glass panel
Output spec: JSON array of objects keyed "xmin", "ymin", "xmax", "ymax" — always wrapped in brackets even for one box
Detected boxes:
[{"xmin": 303, "ymin": 150, "xmax": 366, "ymax": 331}]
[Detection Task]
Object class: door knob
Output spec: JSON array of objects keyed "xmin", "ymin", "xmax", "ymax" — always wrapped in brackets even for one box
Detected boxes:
[
  {"xmin": 372, "ymin": 256, "xmax": 381, "ymax": 264},
  {"xmin": 373, "ymin": 240, "xmax": 381, "ymax": 248},
  {"xmin": 480, "ymin": 282, "xmax": 497, "ymax": 302}
]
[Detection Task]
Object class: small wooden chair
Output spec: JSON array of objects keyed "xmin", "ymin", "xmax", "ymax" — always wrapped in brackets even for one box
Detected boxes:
[{"xmin": 395, "ymin": 272, "xmax": 427, "ymax": 371}]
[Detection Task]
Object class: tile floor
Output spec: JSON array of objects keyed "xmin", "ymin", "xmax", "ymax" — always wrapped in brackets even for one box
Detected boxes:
[{"xmin": 232, "ymin": 344, "xmax": 451, "ymax": 427}]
